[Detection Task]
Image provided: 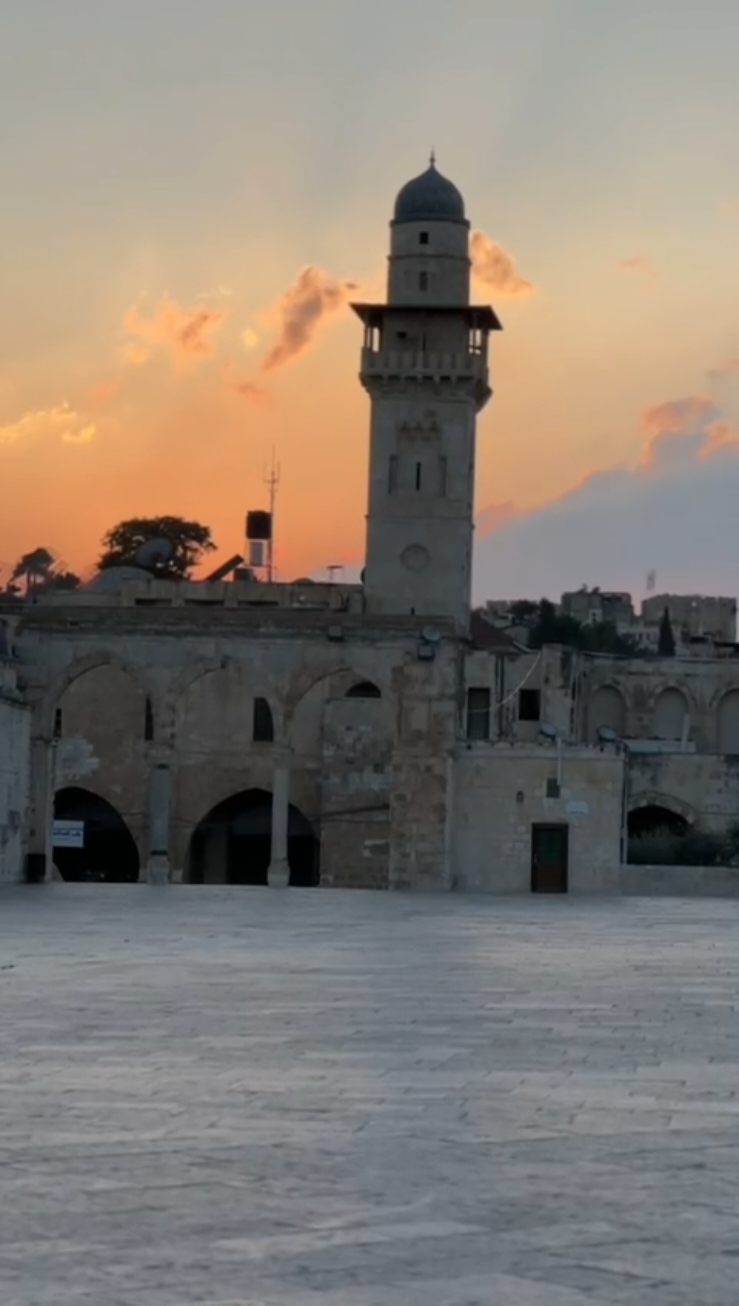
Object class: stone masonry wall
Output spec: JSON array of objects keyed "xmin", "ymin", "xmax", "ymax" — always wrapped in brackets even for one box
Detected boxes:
[
  {"xmin": 0, "ymin": 664, "xmax": 30, "ymax": 884},
  {"xmin": 452, "ymin": 745, "xmax": 623, "ymax": 893}
]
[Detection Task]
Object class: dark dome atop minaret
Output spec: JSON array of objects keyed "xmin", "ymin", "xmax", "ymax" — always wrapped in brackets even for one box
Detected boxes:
[{"xmin": 392, "ymin": 156, "xmax": 467, "ymax": 226}]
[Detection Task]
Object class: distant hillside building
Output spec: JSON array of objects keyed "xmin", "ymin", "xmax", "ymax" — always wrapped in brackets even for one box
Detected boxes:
[
  {"xmin": 641, "ymin": 594, "xmax": 737, "ymax": 645},
  {"xmin": 560, "ymin": 587, "xmax": 635, "ymax": 627}
]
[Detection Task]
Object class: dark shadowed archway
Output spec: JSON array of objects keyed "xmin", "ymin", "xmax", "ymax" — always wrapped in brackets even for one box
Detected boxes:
[
  {"xmin": 53, "ymin": 787, "xmax": 140, "ymax": 882},
  {"xmin": 185, "ymin": 788, "xmax": 320, "ymax": 887},
  {"xmin": 628, "ymin": 805, "xmax": 690, "ymax": 840}
]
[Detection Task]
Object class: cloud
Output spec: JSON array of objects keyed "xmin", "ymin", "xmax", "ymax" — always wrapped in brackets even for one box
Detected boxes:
[
  {"xmin": 0, "ymin": 403, "xmax": 96, "ymax": 447},
  {"xmin": 641, "ymin": 395, "xmax": 717, "ymax": 436},
  {"xmin": 473, "ymin": 394, "xmax": 739, "ymax": 602},
  {"xmin": 475, "ymin": 501, "xmax": 517, "ymax": 534},
  {"xmin": 87, "ymin": 378, "xmax": 120, "ymax": 406},
  {"xmin": 259, "ymin": 266, "xmax": 357, "ymax": 373},
  {"xmin": 708, "ymin": 356, "xmax": 739, "ymax": 383},
  {"xmin": 470, "ymin": 231, "xmax": 535, "ymax": 297},
  {"xmin": 122, "ymin": 295, "xmax": 229, "ymax": 369},
  {"xmin": 61, "ymin": 424, "xmax": 96, "ymax": 445},
  {"xmin": 232, "ymin": 378, "xmax": 271, "ymax": 406},
  {"xmin": 618, "ymin": 254, "xmax": 659, "ymax": 286}
]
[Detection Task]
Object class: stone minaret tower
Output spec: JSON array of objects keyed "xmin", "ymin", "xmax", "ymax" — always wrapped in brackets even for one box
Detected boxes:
[{"xmin": 353, "ymin": 157, "xmax": 501, "ymax": 633}]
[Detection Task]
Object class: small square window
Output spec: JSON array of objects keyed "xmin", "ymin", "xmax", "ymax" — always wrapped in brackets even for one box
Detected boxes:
[
  {"xmin": 546, "ymin": 778, "xmax": 561, "ymax": 799},
  {"xmin": 519, "ymin": 689, "xmax": 541, "ymax": 722},
  {"xmin": 419, "ymin": 231, "xmax": 429, "ymax": 245}
]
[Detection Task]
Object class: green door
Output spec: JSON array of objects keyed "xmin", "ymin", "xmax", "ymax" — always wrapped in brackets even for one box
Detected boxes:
[{"xmin": 531, "ymin": 824, "xmax": 569, "ymax": 894}]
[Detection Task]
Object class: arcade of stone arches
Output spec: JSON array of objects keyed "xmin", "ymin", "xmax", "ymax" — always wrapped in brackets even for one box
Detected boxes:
[{"xmin": 47, "ymin": 658, "xmax": 388, "ymax": 885}]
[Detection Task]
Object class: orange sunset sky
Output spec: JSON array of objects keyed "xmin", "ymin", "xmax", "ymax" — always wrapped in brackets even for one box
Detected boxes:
[{"xmin": 1, "ymin": 0, "xmax": 738, "ymax": 600}]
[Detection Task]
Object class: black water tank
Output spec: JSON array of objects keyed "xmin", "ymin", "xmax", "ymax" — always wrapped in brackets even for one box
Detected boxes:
[{"xmin": 246, "ymin": 511, "xmax": 272, "ymax": 541}]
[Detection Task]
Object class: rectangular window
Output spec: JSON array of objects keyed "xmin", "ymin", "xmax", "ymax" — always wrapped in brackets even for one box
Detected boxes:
[
  {"xmin": 388, "ymin": 455, "xmax": 398, "ymax": 494},
  {"xmin": 415, "ymin": 461, "xmax": 422, "ymax": 491},
  {"xmin": 419, "ymin": 231, "xmax": 429, "ymax": 245},
  {"xmin": 466, "ymin": 688, "xmax": 491, "ymax": 741},
  {"xmin": 419, "ymin": 271, "xmax": 428, "ymax": 292},
  {"xmin": 519, "ymin": 689, "xmax": 541, "ymax": 722},
  {"xmin": 438, "ymin": 455, "xmax": 448, "ymax": 496}
]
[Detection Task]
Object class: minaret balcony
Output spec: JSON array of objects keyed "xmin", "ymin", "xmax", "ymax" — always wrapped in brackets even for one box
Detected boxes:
[{"xmin": 359, "ymin": 346, "xmax": 489, "ymax": 386}]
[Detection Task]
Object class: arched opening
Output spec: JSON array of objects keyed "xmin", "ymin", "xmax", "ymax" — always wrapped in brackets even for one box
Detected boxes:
[
  {"xmin": 346, "ymin": 681, "xmax": 381, "ymax": 700},
  {"xmin": 587, "ymin": 685, "xmax": 626, "ymax": 743},
  {"xmin": 653, "ymin": 688, "xmax": 689, "ymax": 741},
  {"xmin": 253, "ymin": 697, "xmax": 274, "ymax": 742},
  {"xmin": 718, "ymin": 690, "xmax": 739, "ymax": 753},
  {"xmin": 628, "ymin": 805, "xmax": 689, "ymax": 840},
  {"xmin": 185, "ymin": 788, "xmax": 320, "ymax": 887},
  {"xmin": 53, "ymin": 787, "xmax": 140, "ymax": 883},
  {"xmin": 55, "ymin": 663, "xmax": 148, "ymax": 761}
]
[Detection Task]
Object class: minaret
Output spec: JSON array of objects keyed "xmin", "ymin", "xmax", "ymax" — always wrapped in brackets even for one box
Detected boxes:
[{"xmin": 353, "ymin": 157, "xmax": 501, "ymax": 633}]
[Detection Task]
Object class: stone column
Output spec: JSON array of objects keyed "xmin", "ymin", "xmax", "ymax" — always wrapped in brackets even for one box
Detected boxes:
[
  {"xmin": 26, "ymin": 737, "xmax": 53, "ymax": 883},
  {"xmin": 267, "ymin": 755, "xmax": 290, "ymax": 889},
  {"xmin": 146, "ymin": 763, "xmax": 172, "ymax": 884}
]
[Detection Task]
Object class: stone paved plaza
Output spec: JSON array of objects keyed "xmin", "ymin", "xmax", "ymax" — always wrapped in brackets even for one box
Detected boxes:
[{"xmin": 2, "ymin": 888, "xmax": 739, "ymax": 1305}]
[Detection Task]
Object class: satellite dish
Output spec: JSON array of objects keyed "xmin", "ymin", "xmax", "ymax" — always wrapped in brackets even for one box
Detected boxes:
[
  {"xmin": 422, "ymin": 626, "xmax": 442, "ymax": 644},
  {"xmin": 539, "ymin": 722, "xmax": 559, "ymax": 740},
  {"xmin": 134, "ymin": 538, "xmax": 174, "ymax": 569},
  {"xmin": 597, "ymin": 726, "xmax": 618, "ymax": 743}
]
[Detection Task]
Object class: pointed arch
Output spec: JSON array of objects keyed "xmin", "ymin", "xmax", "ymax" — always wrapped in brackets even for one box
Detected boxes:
[
  {"xmin": 53, "ymin": 787, "xmax": 140, "ymax": 882},
  {"xmin": 253, "ymin": 697, "xmax": 275, "ymax": 742},
  {"xmin": 346, "ymin": 681, "xmax": 382, "ymax": 700}
]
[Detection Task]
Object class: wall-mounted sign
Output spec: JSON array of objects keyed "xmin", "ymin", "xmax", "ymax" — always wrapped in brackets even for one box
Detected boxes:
[
  {"xmin": 566, "ymin": 801, "xmax": 590, "ymax": 818},
  {"xmin": 53, "ymin": 820, "xmax": 84, "ymax": 849}
]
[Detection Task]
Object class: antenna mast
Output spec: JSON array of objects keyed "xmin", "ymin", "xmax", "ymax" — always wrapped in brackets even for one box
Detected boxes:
[{"xmin": 264, "ymin": 448, "xmax": 281, "ymax": 583}]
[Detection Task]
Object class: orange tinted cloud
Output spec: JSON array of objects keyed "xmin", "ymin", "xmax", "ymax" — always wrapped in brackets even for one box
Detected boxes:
[
  {"xmin": 0, "ymin": 402, "xmax": 95, "ymax": 446},
  {"xmin": 260, "ymin": 266, "xmax": 357, "ymax": 373},
  {"xmin": 618, "ymin": 255, "xmax": 659, "ymax": 285},
  {"xmin": 470, "ymin": 231, "xmax": 535, "ymax": 297},
  {"xmin": 708, "ymin": 356, "xmax": 739, "ymax": 382},
  {"xmin": 122, "ymin": 295, "xmax": 229, "ymax": 369},
  {"xmin": 87, "ymin": 378, "xmax": 120, "ymax": 406},
  {"xmin": 229, "ymin": 375, "xmax": 271, "ymax": 406},
  {"xmin": 641, "ymin": 394, "xmax": 717, "ymax": 437},
  {"xmin": 639, "ymin": 394, "xmax": 738, "ymax": 471}
]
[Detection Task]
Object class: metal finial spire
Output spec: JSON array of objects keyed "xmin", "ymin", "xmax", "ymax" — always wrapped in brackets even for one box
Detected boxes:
[{"xmin": 429, "ymin": 147, "xmax": 436, "ymax": 167}]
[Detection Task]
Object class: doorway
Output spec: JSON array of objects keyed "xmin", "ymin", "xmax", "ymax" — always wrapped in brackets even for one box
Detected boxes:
[
  {"xmin": 185, "ymin": 789, "xmax": 320, "ymax": 886},
  {"xmin": 531, "ymin": 823, "xmax": 569, "ymax": 894},
  {"xmin": 53, "ymin": 787, "xmax": 140, "ymax": 882}
]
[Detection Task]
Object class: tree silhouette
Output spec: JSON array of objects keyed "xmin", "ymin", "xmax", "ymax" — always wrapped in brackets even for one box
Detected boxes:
[
  {"xmin": 11, "ymin": 547, "xmax": 55, "ymax": 596},
  {"xmin": 98, "ymin": 516, "xmax": 216, "ymax": 579},
  {"xmin": 658, "ymin": 606, "xmax": 676, "ymax": 657}
]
